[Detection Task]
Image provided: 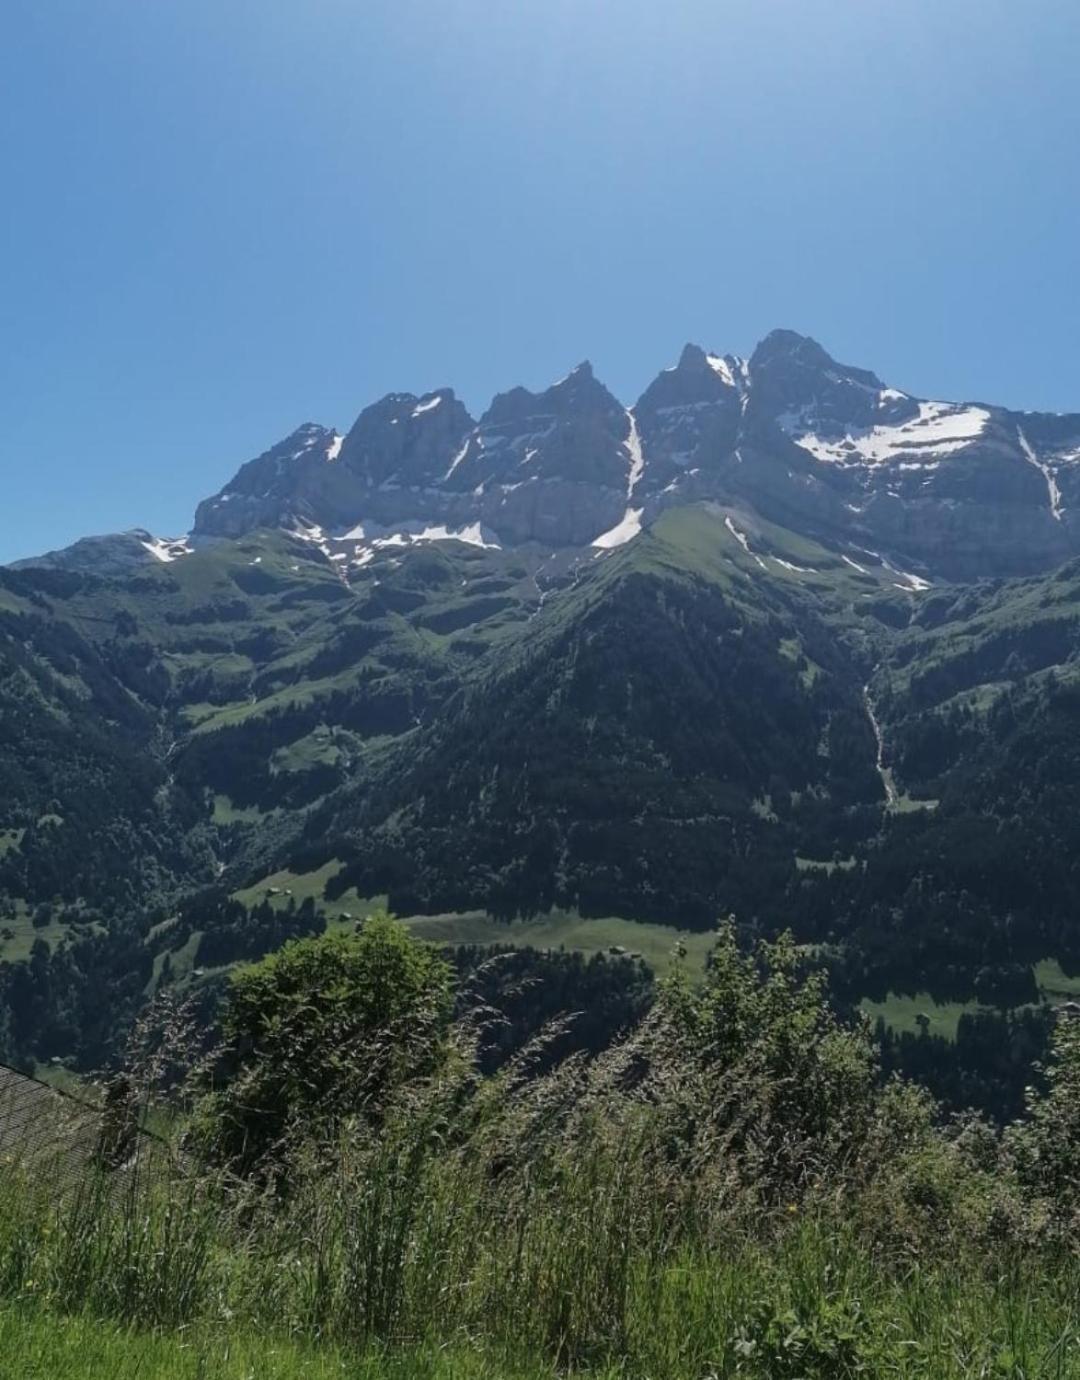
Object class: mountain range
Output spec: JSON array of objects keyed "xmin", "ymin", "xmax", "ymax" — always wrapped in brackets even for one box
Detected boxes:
[
  {"xmin": 4, "ymin": 329, "xmax": 1080, "ymax": 1069},
  {"xmin": 19, "ymin": 329, "xmax": 1080, "ymax": 582}
]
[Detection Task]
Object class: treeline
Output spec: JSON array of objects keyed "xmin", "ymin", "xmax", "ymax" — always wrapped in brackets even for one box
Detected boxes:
[
  {"xmin": 0, "ymin": 918, "xmax": 152, "ymax": 1068},
  {"xmin": 179, "ymin": 890, "xmax": 325, "ymax": 969},
  {"xmin": 877, "ymin": 1006, "xmax": 1055, "ymax": 1123},
  {"xmin": 2, "ymin": 878, "xmax": 1064, "ymax": 1127}
]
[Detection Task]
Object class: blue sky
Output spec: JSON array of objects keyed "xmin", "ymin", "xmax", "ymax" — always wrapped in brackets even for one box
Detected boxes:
[{"xmin": 2, "ymin": 0, "xmax": 1078, "ymax": 562}]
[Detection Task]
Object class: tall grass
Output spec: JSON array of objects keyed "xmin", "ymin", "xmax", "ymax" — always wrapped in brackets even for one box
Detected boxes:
[
  {"xmin": 0, "ymin": 1305, "xmax": 584, "ymax": 1379},
  {"xmin": 3, "ymin": 1017, "xmax": 1080, "ymax": 1378}
]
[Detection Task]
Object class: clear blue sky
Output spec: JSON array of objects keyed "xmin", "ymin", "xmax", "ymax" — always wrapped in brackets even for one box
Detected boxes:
[{"xmin": 2, "ymin": 0, "xmax": 1078, "ymax": 562}]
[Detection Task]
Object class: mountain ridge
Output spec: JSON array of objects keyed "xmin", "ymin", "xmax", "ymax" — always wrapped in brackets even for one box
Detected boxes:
[{"xmin": 14, "ymin": 330, "xmax": 1080, "ymax": 583}]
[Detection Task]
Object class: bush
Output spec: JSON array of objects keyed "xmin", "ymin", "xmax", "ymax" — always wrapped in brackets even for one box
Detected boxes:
[
  {"xmin": 188, "ymin": 915, "xmax": 453, "ymax": 1173},
  {"xmin": 660, "ymin": 923, "xmax": 878, "ymax": 1198},
  {"xmin": 1007, "ymin": 1014, "xmax": 1080, "ymax": 1234}
]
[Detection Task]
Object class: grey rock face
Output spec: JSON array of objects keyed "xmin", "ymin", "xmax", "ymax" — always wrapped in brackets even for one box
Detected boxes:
[
  {"xmin": 733, "ymin": 332, "xmax": 1080, "ymax": 579},
  {"xmin": 468, "ymin": 363, "xmax": 631, "ymax": 543},
  {"xmin": 193, "ymin": 425, "xmax": 349, "ymax": 538},
  {"xmin": 634, "ymin": 344, "xmax": 747, "ymax": 498},
  {"xmin": 191, "ymin": 365, "xmax": 635, "ymax": 550},
  {"xmin": 629, "ymin": 330, "xmax": 1080, "ymax": 580},
  {"xmin": 150, "ymin": 332, "xmax": 1080, "ymax": 580},
  {"xmin": 338, "ymin": 390, "xmax": 474, "ymax": 491}
]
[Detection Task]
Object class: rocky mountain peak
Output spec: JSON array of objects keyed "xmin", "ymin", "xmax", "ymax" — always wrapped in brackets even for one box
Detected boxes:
[
  {"xmin": 750, "ymin": 329, "xmax": 885, "ymax": 393},
  {"xmin": 668, "ymin": 342, "xmax": 747, "ymax": 383},
  {"xmin": 746, "ymin": 329, "xmax": 905, "ymax": 436},
  {"xmin": 455, "ymin": 365, "xmax": 632, "ymax": 545},
  {"xmin": 338, "ymin": 388, "xmax": 474, "ymax": 490},
  {"xmin": 11, "ymin": 528, "xmax": 193, "ymax": 575},
  {"xmin": 29, "ymin": 329, "xmax": 1072, "ymax": 582},
  {"xmin": 638, "ymin": 343, "xmax": 746, "ymax": 410},
  {"xmin": 676, "ymin": 342, "xmax": 709, "ymax": 371},
  {"xmin": 481, "ymin": 362, "xmax": 622, "ymax": 431},
  {"xmin": 751, "ymin": 327, "xmax": 836, "ymax": 370},
  {"xmin": 631, "ymin": 345, "xmax": 746, "ymax": 496},
  {"xmin": 193, "ymin": 426, "xmax": 343, "ymax": 538}
]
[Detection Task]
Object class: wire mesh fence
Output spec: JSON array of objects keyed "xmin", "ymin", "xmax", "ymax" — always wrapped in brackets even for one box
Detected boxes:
[{"xmin": 0, "ymin": 1063, "xmax": 162, "ymax": 1191}]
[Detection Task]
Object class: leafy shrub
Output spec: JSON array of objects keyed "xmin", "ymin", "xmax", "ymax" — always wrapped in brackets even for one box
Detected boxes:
[{"xmin": 188, "ymin": 915, "xmax": 453, "ymax": 1173}]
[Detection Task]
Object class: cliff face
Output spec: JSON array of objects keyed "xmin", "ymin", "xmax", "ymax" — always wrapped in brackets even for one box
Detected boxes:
[
  {"xmin": 27, "ymin": 330, "xmax": 1080, "ymax": 582},
  {"xmin": 633, "ymin": 331, "xmax": 1080, "ymax": 581}
]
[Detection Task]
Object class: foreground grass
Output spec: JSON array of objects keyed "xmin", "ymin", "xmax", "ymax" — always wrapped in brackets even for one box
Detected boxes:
[
  {"xmin": 8, "ymin": 922, "xmax": 1080, "ymax": 1378},
  {"xmin": 4, "ymin": 1174, "xmax": 1080, "ymax": 1379},
  {"xmin": 0, "ymin": 1307, "xmax": 578, "ymax": 1379},
  {"xmin": 5, "ymin": 1244, "xmax": 1079, "ymax": 1379}
]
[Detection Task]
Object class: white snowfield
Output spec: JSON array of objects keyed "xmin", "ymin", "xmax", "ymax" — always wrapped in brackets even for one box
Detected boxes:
[
  {"xmin": 141, "ymin": 536, "xmax": 192, "ymax": 563},
  {"xmin": 857, "ymin": 548, "xmax": 933, "ymax": 592},
  {"xmin": 781, "ymin": 400, "xmax": 991, "ymax": 466},
  {"xmin": 326, "ymin": 434, "xmax": 344, "ymax": 462},
  {"xmin": 300, "ymin": 518, "xmax": 502, "ymax": 568},
  {"xmin": 338, "ymin": 520, "xmax": 498, "ymax": 549},
  {"xmin": 443, "ymin": 440, "xmax": 471, "ymax": 481},
  {"xmin": 589, "ymin": 412, "xmax": 648, "ymax": 551},
  {"xmin": 593, "ymin": 508, "xmax": 644, "ymax": 549},
  {"xmin": 291, "ymin": 430, "xmax": 326, "ymax": 460},
  {"xmin": 706, "ymin": 354, "xmax": 746, "ymax": 389},
  {"xmin": 888, "ymin": 566, "xmax": 933, "ymax": 593},
  {"xmin": 411, "ymin": 395, "xmax": 443, "ymax": 418},
  {"xmin": 409, "ymin": 522, "xmax": 499, "ymax": 548}
]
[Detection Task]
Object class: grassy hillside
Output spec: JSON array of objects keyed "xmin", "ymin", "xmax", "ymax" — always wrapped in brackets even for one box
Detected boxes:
[
  {"xmin": 8, "ymin": 506, "xmax": 1080, "ymax": 1073},
  {"xmin": 0, "ymin": 1308, "xmax": 569, "ymax": 1380},
  {"xmin": 301, "ymin": 506, "xmax": 895, "ymax": 929}
]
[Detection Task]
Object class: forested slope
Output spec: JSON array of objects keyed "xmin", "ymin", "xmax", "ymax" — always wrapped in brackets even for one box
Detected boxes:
[{"xmin": 5, "ymin": 502, "xmax": 1080, "ymax": 1069}]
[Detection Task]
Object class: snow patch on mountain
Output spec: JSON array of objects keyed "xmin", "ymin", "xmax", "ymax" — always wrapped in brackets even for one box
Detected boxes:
[
  {"xmin": 724, "ymin": 517, "xmax": 768, "ymax": 570},
  {"xmin": 858, "ymin": 549, "xmax": 932, "ymax": 592},
  {"xmin": 706, "ymin": 354, "xmax": 743, "ymax": 388},
  {"xmin": 593, "ymin": 509, "xmax": 643, "ymax": 549},
  {"xmin": 625, "ymin": 410, "xmax": 645, "ymax": 499},
  {"xmin": 412, "ymin": 522, "xmax": 499, "ymax": 548},
  {"xmin": 333, "ymin": 519, "xmax": 501, "ymax": 560},
  {"xmin": 140, "ymin": 536, "xmax": 193, "ymax": 564},
  {"xmin": 781, "ymin": 401, "xmax": 990, "ymax": 465},
  {"xmin": 1017, "ymin": 427, "xmax": 1064, "ymax": 521},
  {"xmin": 443, "ymin": 440, "xmax": 471, "ymax": 480}
]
